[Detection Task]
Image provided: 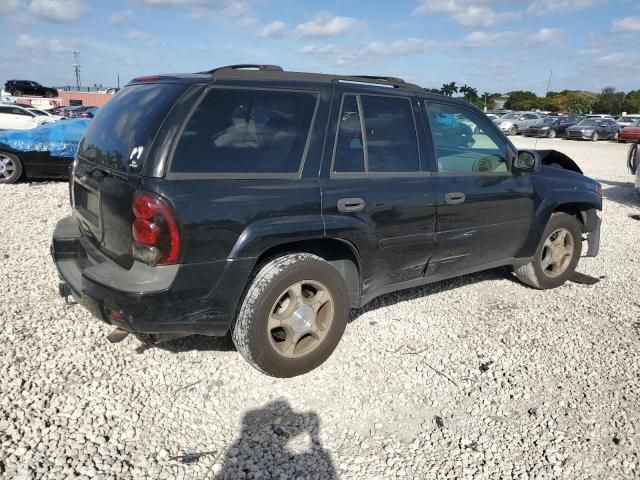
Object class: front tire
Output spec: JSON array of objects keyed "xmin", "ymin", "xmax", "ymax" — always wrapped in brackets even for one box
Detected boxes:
[
  {"xmin": 508, "ymin": 126, "xmax": 518, "ymax": 136},
  {"xmin": 12, "ymin": 89, "xmax": 23, "ymax": 97},
  {"xmin": 591, "ymin": 131, "xmax": 599, "ymax": 142},
  {"xmin": 232, "ymin": 253, "xmax": 349, "ymax": 377},
  {"xmin": 514, "ymin": 213, "xmax": 583, "ymax": 289},
  {"xmin": 548, "ymin": 129, "xmax": 557, "ymax": 139},
  {"xmin": 0, "ymin": 152, "xmax": 23, "ymax": 184}
]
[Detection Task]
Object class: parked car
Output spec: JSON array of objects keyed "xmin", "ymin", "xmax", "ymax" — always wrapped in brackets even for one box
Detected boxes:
[
  {"xmin": 66, "ymin": 106, "xmax": 97, "ymax": 118},
  {"xmin": 78, "ymin": 107, "xmax": 99, "ymax": 119},
  {"xmin": 618, "ymin": 120, "xmax": 640, "ymax": 143},
  {"xmin": 51, "ymin": 65, "xmax": 602, "ymax": 377},
  {"xmin": 0, "ymin": 118, "xmax": 90, "ymax": 183},
  {"xmin": 0, "ymin": 104, "xmax": 58, "ymax": 130},
  {"xmin": 566, "ymin": 118, "xmax": 620, "ymax": 141},
  {"xmin": 629, "ymin": 143, "xmax": 639, "ymax": 195},
  {"xmin": 26, "ymin": 107, "xmax": 63, "ymax": 121},
  {"xmin": 494, "ymin": 112, "xmax": 545, "ymax": 136},
  {"xmin": 524, "ymin": 117, "xmax": 576, "ymax": 138},
  {"xmin": 616, "ymin": 115, "xmax": 640, "ymax": 128},
  {"xmin": 586, "ymin": 114, "xmax": 615, "ymax": 120},
  {"xmin": 4, "ymin": 80, "xmax": 58, "ymax": 98}
]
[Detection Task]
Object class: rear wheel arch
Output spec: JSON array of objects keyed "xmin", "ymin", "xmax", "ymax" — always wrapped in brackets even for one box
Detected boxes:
[{"xmin": 252, "ymin": 238, "xmax": 361, "ymax": 308}]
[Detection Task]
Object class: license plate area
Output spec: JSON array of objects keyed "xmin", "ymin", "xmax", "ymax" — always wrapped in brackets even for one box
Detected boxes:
[{"xmin": 73, "ymin": 178, "xmax": 102, "ymax": 240}]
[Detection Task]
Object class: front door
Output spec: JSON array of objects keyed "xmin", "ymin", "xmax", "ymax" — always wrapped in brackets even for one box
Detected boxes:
[
  {"xmin": 321, "ymin": 88, "xmax": 437, "ymax": 295},
  {"xmin": 424, "ymin": 101, "xmax": 535, "ymax": 276}
]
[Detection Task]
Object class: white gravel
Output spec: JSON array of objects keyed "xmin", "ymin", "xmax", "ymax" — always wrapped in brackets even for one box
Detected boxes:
[{"xmin": 1, "ymin": 137, "xmax": 639, "ymax": 479}]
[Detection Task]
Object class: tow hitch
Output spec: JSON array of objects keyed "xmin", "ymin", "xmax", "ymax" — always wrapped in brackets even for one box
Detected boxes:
[{"xmin": 58, "ymin": 283, "xmax": 77, "ymax": 305}]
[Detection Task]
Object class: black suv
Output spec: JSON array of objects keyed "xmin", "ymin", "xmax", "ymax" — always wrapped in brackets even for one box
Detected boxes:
[
  {"xmin": 52, "ymin": 65, "xmax": 602, "ymax": 377},
  {"xmin": 5, "ymin": 79, "xmax": 58, "ymax": 98}
]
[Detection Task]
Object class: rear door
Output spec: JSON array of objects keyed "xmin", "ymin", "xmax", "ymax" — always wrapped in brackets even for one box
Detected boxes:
[
  {"xmin": 321, "ymin": 85, "xmax": 437, "ymax": 293},
  {"xmin": 424, "ymin": 100, "xmax": 535, "ymax": 275},
  {"xmin": 72, "ymin": 82, "xmax": 192, "ymax": 267}
]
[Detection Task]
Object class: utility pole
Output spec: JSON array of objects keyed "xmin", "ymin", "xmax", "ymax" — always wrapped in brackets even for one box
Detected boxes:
[{"xmin": 72, "ymin": 50, "xmax": 81, "ymax": 90}]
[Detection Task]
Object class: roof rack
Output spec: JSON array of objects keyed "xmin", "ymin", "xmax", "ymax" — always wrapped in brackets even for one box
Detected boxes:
[
  {"xmin": 350, "ymin": 75, "xmax": 406, "ymax": 84},
  {"xmin": 340, "ymin": 75, "xmax": 423, "ymax": 92},
  {"xmin": 200, "ymin": 64, "xmax": 284, "ymax": 74}
]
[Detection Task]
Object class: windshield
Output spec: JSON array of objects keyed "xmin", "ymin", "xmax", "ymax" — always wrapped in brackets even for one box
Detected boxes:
[
  {"xmin": 578, "ymin": 119, "xmax": 598, "ymax": 126},
  {"xmin": 500, "ymin": 113, "xmax": 519, "ymax": 120},
  {"xmin": 78, "ymin": 82, "xmax": 188, "ymax": 173},
  {"xmin": 618, "ymin": 116, "xmax": 640, "ymax": 122}
]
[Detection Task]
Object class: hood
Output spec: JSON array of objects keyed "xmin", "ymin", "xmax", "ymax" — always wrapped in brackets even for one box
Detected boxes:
[{"xmin": 568, "ymin": 124, "xmax": 596, "ymax": 131}]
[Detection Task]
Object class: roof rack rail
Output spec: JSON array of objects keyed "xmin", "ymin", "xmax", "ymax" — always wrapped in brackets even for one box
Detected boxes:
[
  {"xmin": 350, "ymin": 75, "xmax": 407, "ymax": 84},
  {"xmin": 200, "ymin": 64, "xmax": 284, "ymax": 74}
]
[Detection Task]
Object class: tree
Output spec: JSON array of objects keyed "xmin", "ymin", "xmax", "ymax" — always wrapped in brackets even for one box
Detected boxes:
[
  {"xmin": 504, "ymin": 91, "xmax": 539, "ymax": 111},
  {"xmin": 592, "ymin": 86, "xmax": 625, "ymax": 116},
  {"xmin": 440, "ymin": 82, "xmax": 458, "ymax": 96},
  {"xmin": 623, "ymin": 90, "xmax": 640, "ymax": 114}
]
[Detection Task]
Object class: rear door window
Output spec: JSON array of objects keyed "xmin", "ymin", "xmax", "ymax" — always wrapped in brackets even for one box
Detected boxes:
[
  {"xmin": 78, "ymin": 83, "xmax": 188, "ymax": 173},
  {"xmin": 170, "ymin": 88, "xmax": 318, "ymax": 175},
  {"xmin": 333, "ymin": 94, "xmax": 420, "ymax": 174}
]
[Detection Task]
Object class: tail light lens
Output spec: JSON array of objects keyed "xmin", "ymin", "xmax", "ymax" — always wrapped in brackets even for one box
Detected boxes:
[{"xmin": 132, "ymin": 192, "xmax": 181, "ymax": 265}]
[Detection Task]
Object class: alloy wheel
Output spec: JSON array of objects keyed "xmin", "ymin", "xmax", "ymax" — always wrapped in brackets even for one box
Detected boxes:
[
  {"xmin": 267, "ymin": 280, "xmax": 334, "ymax": 358},
  {"xmin": 540, "ymin": 228, "xmax": 575, "ymax": 278},
  {"xmin": 0, "ymin": 153, "xmax": 17, "ymax": 181}
]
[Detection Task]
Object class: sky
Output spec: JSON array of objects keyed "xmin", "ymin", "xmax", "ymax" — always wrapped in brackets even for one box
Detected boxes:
[{"xmin": 1, "ymin": 0, "xmax": 639, "ymax": 95}]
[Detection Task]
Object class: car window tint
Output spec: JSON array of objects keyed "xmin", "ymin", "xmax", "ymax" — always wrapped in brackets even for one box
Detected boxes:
[
  {"xmin": 333, "ymin": 95, "xmax": 365, "ymax": 173},
  {"xmin": 427, "ymin": 102, "xmax": 508, "ymax": 174},
  {"xmin": 360, "ymin": 96, "xmax": 419, "ymax": 173},
  {"xmin": 172, "ymin": 88, "xmax": 317, "ymax": 174}
]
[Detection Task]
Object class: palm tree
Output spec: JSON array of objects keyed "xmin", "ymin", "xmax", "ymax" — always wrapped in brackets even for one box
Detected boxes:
[{"xmin": 440, "ymin": 82, "xmax": 458, "ymax": 96}]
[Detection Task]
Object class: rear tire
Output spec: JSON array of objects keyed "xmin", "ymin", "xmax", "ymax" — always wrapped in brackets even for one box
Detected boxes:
[
  {"xmin": 45, "ymin": 91, "xmax": 56, "ymax": 98},
  {"xmin": 514, "ymin": 213, "xmax": 583, "ymax": 290},
  {"xmin": 12, "ymin": 89, "xmax": 23, "ymax": 97},
  {"xmin": 232, "ymin": 253, "xmax": 349, "ymax": 377},
  {"xmin": 0, "ymin": 152, "xmax": 23, "ymax": 184}
]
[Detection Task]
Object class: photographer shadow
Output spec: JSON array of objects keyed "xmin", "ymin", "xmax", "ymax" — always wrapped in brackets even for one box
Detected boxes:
[{"xmin": 213, "ymin": 399, "xmax": 337, "ymax": 480}]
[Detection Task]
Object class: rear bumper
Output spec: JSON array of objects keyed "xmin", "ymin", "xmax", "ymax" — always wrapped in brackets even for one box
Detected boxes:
[{"xmin": 51, "ymin": 215, "xmax": 254, "ymax": 335}]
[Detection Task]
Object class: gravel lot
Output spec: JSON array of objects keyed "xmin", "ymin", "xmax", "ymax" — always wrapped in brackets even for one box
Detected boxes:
[{"xmin": 1, "ymin": 137, "xmax": 639, "ymax": 479}]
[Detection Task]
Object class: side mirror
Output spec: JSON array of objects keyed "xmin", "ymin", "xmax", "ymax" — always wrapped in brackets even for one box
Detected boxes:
[{"xmin": 513, "ymin": 150, "xmax": 540, "ymax": 172}]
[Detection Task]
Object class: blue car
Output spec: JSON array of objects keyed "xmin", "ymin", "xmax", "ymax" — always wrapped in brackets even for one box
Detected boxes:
[{"xmin": 0, "ymin": 118, "xmax": 90, "ymax": 183}]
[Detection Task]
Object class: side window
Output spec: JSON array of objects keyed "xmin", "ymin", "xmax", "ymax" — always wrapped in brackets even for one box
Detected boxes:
[
  {"xmin": 334, "ymin": 95, "xmax": 365, "ymax": 173},
  {"xmin": 427, "ymin": 102, "xmax": 509, "ymax": 174},
  {"xmin": 171, "ymin": 88, "xmax": 318, "ymax": 174},
  {"xmin": 11, "ymin": 108, "xmax": 31, "ymax": 116},
  {"xmin": 360, "ymin": 96, "xmax": 419, "ymax": 173},
  {"xmin": 333, "ymin": 94, "xmax": 420, "ymax": 174}
]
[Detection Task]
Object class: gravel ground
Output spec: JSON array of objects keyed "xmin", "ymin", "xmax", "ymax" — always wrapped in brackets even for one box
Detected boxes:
[{"xmin": 1, "ymin": 137, "xmax": 639, "ymax": 479}]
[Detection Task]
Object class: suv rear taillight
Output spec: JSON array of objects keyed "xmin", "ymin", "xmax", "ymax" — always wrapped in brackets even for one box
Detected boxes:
[{"xmin": 132, "ymin": 191, "xmax": 180, "ymax": 266}]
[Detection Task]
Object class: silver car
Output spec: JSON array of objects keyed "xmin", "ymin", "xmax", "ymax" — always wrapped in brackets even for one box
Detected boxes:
[{"xmin": 493, "ymin": 112, "xmax": 545, "ymax": 136}]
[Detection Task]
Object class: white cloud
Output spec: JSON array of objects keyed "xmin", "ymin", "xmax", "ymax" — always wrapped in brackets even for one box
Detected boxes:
[
  {"xmin": 528, "ymin": 27, "xmax": 563, "ymax": 44},
  {"xmin": 295, "ymin": 11, "xmax": 362, "ymax": 38},
  {"xmin": 462, "ymin": 30, "xmax": 518, "ymax": 47},
  {"xmin": 592, "ymin": 51, "xmax": 640, "ymax": 73},
  {"xmin": 257, "ymin": 21, "xmax": 286, "ymax": 38},
  {"xmin": 109, "ymin": 9, "xmax": 135, "ymax": 27},
  {"xmin": 527, "ymin": 0, "xmax": 602, "ymax": 15},
  {"xmin": 137, "ymin": 0, "xmax": 254, "ymax": 19},
  {"xmin": 28, "ymin": 0, "xmax": 88, "ymax": 22},
  {"xmin": 611, "ymin": 16, "xmax": 640, "ymax": 33},
  {"xmin": 16, "ymin": 33, "xmax": 77, "ymax": 53},
  {"xmin": 127, "ymin": 29, "xmax": 160, "ymax": 46},
  {"xmin": 414, "ymin": 0, "xmax": 520, "ymax": 28}
]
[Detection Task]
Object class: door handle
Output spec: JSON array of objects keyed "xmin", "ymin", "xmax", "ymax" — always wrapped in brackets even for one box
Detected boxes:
[
  {"xmin": 444, "ymin": 192, "xmax": 466, "ymax": 205},
  {"xmin": 337, "ymin": 197, "xmax": 366, "ymax": 213}
]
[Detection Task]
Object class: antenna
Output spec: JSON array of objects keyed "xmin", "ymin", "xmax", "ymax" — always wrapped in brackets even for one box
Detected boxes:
[
  {"xmin": 72, "ymin": 50, "xmax": 81, "ymax": 90},
  {"xmin": 534, "ymin": 69, "xmax": 553, "ymax": 151}
]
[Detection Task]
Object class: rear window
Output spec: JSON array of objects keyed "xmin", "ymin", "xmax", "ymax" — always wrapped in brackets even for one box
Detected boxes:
[
  {"xmin": 170, "ymin": 88, "xmax": 318, "ymax": 175},
  {"xmin": 78, "ymin": 83, "xmax": 187, "ymax": 173}
]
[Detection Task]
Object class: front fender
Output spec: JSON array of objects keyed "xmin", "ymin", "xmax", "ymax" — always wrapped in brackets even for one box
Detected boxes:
[{"xmin": 518, "ymin": 188, "xmax": 602, "ymax": 258}]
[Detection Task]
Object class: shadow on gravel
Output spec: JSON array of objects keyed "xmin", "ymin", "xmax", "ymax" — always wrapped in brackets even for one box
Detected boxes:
[
  {"xmin": 213, "ymin": 400, "xmax": 337, "ymax": 480},
  {"xmin": 133, "ymin": 333, "xmax": 236, "ymax": 354},
  {"xmin": 598, "ymin": 179, "xmax": 640, "ymax": 209},
  {"xmin": 350, "ymin": 267, "xmax": 511, "ymax": 324}
]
